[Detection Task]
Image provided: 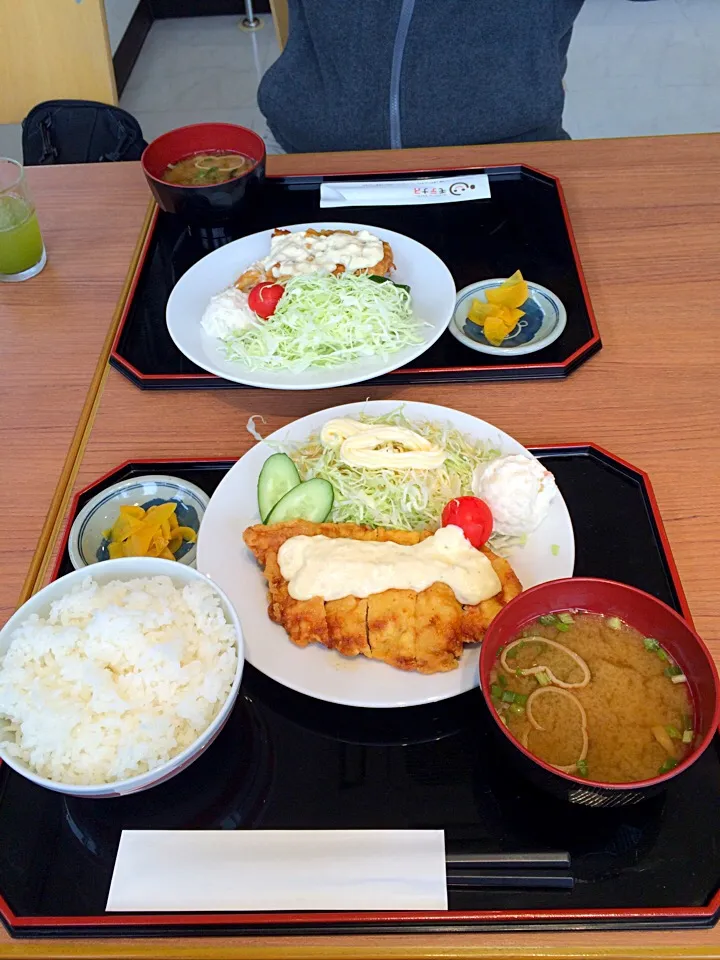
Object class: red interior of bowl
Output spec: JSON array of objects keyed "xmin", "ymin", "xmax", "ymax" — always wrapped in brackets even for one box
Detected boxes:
[
  {"xmin": 141, "ymin": 123, "xmax": 265, "ymax": 186},
  {"xmin": 479, "ymin": 578, "xmax": 720, "ymax": 790}
]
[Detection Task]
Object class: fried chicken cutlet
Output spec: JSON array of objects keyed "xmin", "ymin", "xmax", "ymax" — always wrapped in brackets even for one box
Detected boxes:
[
  {"xmin": 235, "ymin": 229, "xmax": 395, "ymax": 291},
  {"xmin": 243, "ymin": 520, "xmax": 522, "ymax": 675}
]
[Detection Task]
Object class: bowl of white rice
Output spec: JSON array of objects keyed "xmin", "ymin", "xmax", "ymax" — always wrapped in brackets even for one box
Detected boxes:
[{"xmin": 0, "ymin": 557, "xmax": 243, "ymax": 798}]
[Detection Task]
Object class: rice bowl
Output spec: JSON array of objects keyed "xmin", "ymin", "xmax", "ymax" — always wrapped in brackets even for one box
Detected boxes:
[{"xmin": 0, "ymin": 558, "xmax": 243, "ymax": 798}]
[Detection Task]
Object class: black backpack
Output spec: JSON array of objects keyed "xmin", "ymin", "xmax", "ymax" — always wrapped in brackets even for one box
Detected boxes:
[{"xmin": 22, "ymin": 100, "xmax": 147, "ymax": 166}]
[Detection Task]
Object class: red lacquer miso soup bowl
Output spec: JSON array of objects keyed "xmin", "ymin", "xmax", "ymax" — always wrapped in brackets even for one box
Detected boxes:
[
  {"xmin": 141, "ymin": 123, "xmax": 266, "ymax": 224},
  {"xmin": 479, "ymin": 578, "xmax": 720, "ymax": 807}
]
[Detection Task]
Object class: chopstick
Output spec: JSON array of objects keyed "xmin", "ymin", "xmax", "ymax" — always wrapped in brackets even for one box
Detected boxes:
[
  {"xmin": 446, "ymin": 851, "xmax": 570, "ymax": 870},
  {"xmin": 447, "ymin": 870, "xmax": 573, "ymax": 890},
  {"xmin": 445, "ymin": 852, "xmax": 573, "ymax": 890}
]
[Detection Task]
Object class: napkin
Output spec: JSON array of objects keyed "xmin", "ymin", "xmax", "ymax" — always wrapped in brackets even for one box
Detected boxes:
[
  {"xmin": 106, "ymin": 829, "xmax": 448, "ymax": 912},
  {"xmin": 320, "ymin": 173, "xmax": 491, "ymax": 208}
]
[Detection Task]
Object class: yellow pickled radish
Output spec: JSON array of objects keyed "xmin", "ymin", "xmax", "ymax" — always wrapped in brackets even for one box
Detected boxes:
[
  {"xmin": 483, "ymin": 306, "xmax": 524, "ymax": 345},
  {"xmin": 105, "ymin": 498, "xmax": 197, "ymax": 561},
  {"xmin": 148, "ymin": 529, "xmax": 171, "ymax": 557},
  {"xmin": 484, "ymin": 314, "xmax": 511, "ymax": 346},
  {"xmin": 466, "ymin": 270, "xmax": 528, "ymax": 346},
  {"xmin": 110, "ymin": 515, "xmax": 137, "ymax": 543},
  {"xmin": 175, "ymin": 526, "xmax": 197, "ymax": 543},
  {"xmin": 485, "ymin": 269, "xmax": 529, "ymax": 309},
  {"xmin": 467, "ymin": 299, "xmax": 494, "ymax": 325},
  {"xmin": 107, "ymin": 541, "xmax": 124, "ymax": 560},
  {"xmin": 144, "ymin": 502, "xmax": 177, "ymax": 525},
  {"xmin": 127, "ymin": 527, "xmax": 156, "ymax": 557},
  {"xmin": 505, "ymin": 306, "xmax": 525, "ymax": 327}
]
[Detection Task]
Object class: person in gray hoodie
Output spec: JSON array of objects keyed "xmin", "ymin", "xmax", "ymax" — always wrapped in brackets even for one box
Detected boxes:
[{"xmin": 258, "ymin": 0, "xmax": 586, "ymax": 153}]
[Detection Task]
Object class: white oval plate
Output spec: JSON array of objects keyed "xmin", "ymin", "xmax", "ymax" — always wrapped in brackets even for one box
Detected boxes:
[
  {"xmin": 197, "ymin": 400, "xmax": 575, "ymax": 707},
  {"xmin": 197, "ymin": 401, "xmax": 575, "ymax": 709},
  {"xmin": 166, "ymin": 222, "xmax": 456, "ymax": 390}
]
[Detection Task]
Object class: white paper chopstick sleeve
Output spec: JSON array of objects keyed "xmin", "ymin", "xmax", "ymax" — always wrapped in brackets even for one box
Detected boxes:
[
  {"xmin": 107, "ymin": 829, "xmax": 448, "ymax": 912},
  {"xmin": 320, "ymin": 174, "xmax": 491, "ymax": 207}
]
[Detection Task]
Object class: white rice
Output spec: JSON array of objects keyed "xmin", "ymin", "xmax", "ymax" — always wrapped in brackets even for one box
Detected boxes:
[{"xmin": 0, "ymin": 576, "xmax": 238, "ymax": 785}]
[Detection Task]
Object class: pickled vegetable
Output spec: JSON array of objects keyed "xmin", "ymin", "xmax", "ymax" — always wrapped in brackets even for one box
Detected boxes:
[
  {"xmin": 105, "ymin": 502, "xmax": 197, "ymax": 561},
  {"xmin": 467, "ymin": 270, "xmax": 530, "ymax": 346}
]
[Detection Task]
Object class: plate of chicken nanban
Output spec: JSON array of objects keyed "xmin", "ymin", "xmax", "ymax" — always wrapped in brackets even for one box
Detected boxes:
[{"xmin": 197, "ymin": 400, "xmax": 575, "ymax": 708}]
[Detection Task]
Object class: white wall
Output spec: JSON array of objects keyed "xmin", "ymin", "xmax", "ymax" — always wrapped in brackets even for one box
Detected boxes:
[{"xmin": 104, "ymin": 0, "xmax": 141, "ymax": 55}]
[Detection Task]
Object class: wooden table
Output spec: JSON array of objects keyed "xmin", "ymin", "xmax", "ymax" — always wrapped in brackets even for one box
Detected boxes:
[
  {"xmin": 0, "ymin": 163, "xmax": 150, "ymax": 625},
  {"xmin": 3, "ymin": 133, "xmax": 720, "ymax": 958}
]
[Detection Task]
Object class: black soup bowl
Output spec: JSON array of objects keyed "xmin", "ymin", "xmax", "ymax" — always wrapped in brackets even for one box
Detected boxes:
[
  {"xmin": 141, "ymin": 123, "xmax": 266, "ymax": 226},
  {"xmin": 479, "ymin": 578, "xmax": 720, "ymax": 807}
]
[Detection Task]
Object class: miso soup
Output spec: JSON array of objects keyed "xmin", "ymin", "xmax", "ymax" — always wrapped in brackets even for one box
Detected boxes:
[
  {"xmin": 161, "ymin": 152, "xmax": 252, "ymax": 186},
  {"xmin": 491, "ymin": 612, "xmax": 693, "ymax": 783}
]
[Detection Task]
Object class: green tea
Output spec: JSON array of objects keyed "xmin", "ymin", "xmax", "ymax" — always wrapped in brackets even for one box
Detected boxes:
[{"xmin": 0, "ymin": 195, "xmax": 44, "ymax": 276}]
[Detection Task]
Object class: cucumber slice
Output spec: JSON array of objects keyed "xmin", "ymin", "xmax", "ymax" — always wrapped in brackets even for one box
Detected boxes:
[
  {"xmin": 257, "ymin": 453, "xmax": 301, "ymax": 522},
  {"xmin": 265, "ymin": 478, "xmax": 334, "ymax": 525}
]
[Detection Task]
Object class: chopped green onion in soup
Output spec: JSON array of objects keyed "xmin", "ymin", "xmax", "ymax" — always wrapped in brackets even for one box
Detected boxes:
[{"xmin": 493, "ymin": 611, "xmax": 694, "ymax": 784}]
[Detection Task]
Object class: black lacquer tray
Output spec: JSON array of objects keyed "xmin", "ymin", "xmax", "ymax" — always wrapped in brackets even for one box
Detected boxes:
[
  {"xmin": 3, "ymin": 445, "xmax": 718, "ymax": 939},
  {"xmin": 110, "ymin": 165, "xmax": 601, "ymax": 389}
]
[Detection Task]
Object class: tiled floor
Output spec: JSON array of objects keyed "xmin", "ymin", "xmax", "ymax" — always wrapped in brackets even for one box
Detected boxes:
[
  {"xmin": 119, "ymin": 14, "xmax": 278, "ymax": 142},
  {"xmin": 564, "ymin": 0, "xmax": 720, "ymax": 138},
  {"xmin": 1, "ymin": 0, "xmax": 719, "ymax": 162}
]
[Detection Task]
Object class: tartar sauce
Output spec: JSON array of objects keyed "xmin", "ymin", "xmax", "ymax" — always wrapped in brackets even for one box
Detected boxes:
[
  {"xmin": 277, "ymin": 525, "xmax": 501, "ymax": 604},
  {"xmin": 319, "ymin": 417, "xmax": 446, "ymax": 470},
  {"xmin": 201, "ymin": 286, "xmax": 257, "ymax": 339},
  {"xmin": 262, "ymin": 229, "xmax": 384, "ymax": 278}
]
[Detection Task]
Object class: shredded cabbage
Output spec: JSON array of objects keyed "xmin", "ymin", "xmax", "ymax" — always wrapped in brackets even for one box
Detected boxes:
[
  {"xmin": 287, "ymin": 409, "xmax": 508, "ymax": 544},
  {"xmin": 246, "ymin": 415, "xmax": 267, "ymax": 442},
  {"xmin": 221, "ymin": 274, "xmax": 425, "ymax": 372}
]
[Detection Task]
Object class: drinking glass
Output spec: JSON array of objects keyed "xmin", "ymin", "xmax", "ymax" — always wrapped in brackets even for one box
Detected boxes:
[{"xmin": 0, "ymin": 158, "xmax": 47, "ymax": 282}]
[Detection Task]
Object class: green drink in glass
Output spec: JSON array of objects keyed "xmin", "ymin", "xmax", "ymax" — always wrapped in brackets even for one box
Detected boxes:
[{"xmin": 0, "ymin": 158, "xmax": 47, "ymax": 282}]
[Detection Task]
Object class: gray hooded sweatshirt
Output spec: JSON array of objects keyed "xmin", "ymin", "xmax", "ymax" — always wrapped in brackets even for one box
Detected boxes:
[{"xmin": 258, "ymin": 0, "xmax": 585, "ymax": 153}]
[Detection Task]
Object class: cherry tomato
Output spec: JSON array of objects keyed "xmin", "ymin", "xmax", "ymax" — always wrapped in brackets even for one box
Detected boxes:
[
  {"xmin": 441, "ymin": 496, "xmax": 493, "ymax": 549},
  {"xmin": 248, "ymin": 282, "xmax": 284, "ymax": 319}
]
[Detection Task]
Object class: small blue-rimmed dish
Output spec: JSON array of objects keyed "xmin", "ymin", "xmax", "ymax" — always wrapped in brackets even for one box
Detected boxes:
[
  {"xmin": 449, "ymin": 278, "xmax": 567, "ymax": 356},
  {"xmin": 68, "ymin": 475, "xmax": 209, "ymax": 571}
]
